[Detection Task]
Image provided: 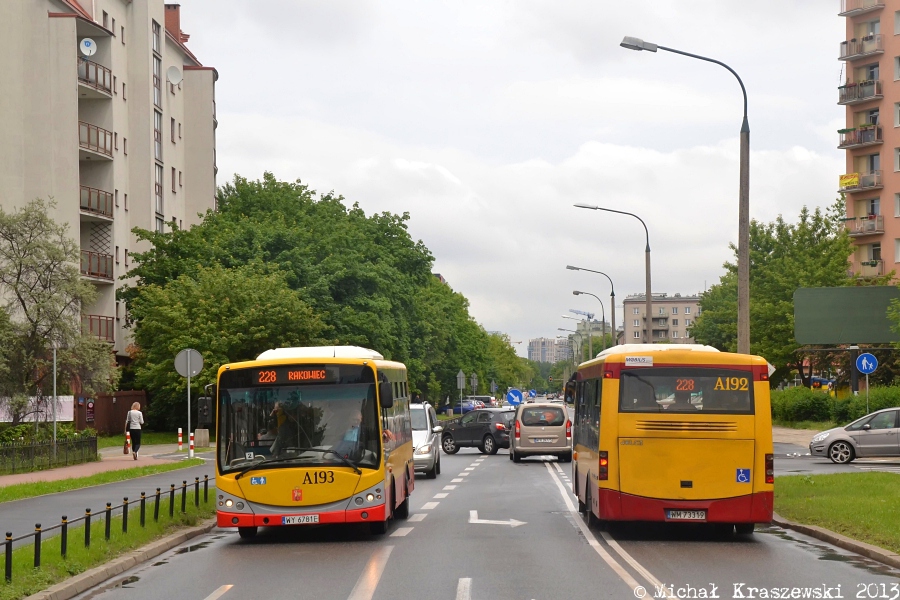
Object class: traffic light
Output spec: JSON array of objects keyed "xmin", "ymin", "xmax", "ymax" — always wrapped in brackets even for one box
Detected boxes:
[{"xmin": 548, "ymin": 376, "xmax": 553, "ymax": 382}]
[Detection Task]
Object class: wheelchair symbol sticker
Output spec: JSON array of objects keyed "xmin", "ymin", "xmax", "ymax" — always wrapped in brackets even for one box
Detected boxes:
[{"xmin": 736, "ymin": 469, "xmax": 751, "ymax": 483}]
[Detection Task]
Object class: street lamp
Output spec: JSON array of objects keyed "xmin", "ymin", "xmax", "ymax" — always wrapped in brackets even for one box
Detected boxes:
[
  {"xmin": 568, "ymin": 265, "xmax": 616, "ymax": 347},
  {"xmin": 621, "ymin": 35, "xmax": 750, "ymax": 354},
  {"xmin": 574, "ymin": 204, "xmax": 652, "ymax": 343},
  {"xmin": 573, "ymin": 291, "xmax": 606, "ymax": 352}
]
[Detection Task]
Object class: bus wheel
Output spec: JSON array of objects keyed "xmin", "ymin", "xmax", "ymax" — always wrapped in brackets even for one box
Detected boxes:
[
  {"xmin": 395, "ymin": 494, "xmax": 410, "ymax": 519},
  {"xmin": 735, "ymin": 523, "xmax": 755, "ymax": 535},
  {"xmin": 238, "ymin": 526, "xmax": 257, "ymax": 540},
  {"xmin": 370, "ymin": 520, "xmax": 388, "ymax": 535}
]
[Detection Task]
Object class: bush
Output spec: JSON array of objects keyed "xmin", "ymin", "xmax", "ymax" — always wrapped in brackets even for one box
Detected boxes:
[
  {"xmin": 842, "ymin": 386, "xmax": 900, "ymax": 422},
  {"xmin": 0, "ymin": 422, "xmax": 92, "ymax": 444},
  {"xmin": 770, "ymin": 387, "xmax": 831, "ymax": 422}
]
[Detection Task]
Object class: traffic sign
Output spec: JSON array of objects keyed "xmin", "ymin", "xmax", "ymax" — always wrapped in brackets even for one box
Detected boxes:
[
  {"xmin": 456, "ymin": 370, "xmax": 466, "ymax": 390},
  {"xmin": 529, "ymin": 389, "xmax": 536, "ymax": 398},
  {"xmin": 490, "ymin": 380, "xmax": 497, "ymax": 394},
  {"xmin": 175, "ymin": 348, "xmax": 203, "ymax": 377},
  {"xmin": 506, "ymin": 389, "xmax": 524, "ymax": 406},
  {"xmin": 856, "ymin": 353, "xmax": 878, "ymax": 375}
]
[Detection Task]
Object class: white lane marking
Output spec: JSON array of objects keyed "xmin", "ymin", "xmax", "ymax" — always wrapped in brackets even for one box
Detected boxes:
[
  {"xmin": 469, "ymin": 462, "xmax": 480, "ymax": 467},
  {"xmin": 408, "ymin": 514, "xmax": 427, "ymax": 522},
  {"xmin": 391, "ymin": 527, "xmax": 414, "ymax": 537},
  {"xmin": 347, "ymin": 545, "xmax": 394, "ymax": 600},
  {"xmin": 421, "ymin": 501, "xmax": 439, "ymax": 510},
  {"xmin": 552, "ymin": 462, "xmax": 564, "ymax": 473},
  {"xmin": 203, "ymin": 585, "xmax": 233, "ymax": 600},
  {"xmin": 469, "ymin": 510, "xmax": 526, "ymax": 527},
  {"xmin": 458, "ymin": 472, "xmax": 470, "ymax": 476},
  {"xmin": 464, "ymin": 467, "xmax": 475, "ymax": 471},
  {"xmin": 600, "ymin": 530, "xmax": 673, "ymax": 595},
  {"xmin": 434, "ymin": 493, "xmax": 449, "ymax": 498},
  {"xmin": 456, "ymin": 577, "xmax": 472, "ymax": 600},
  {"xmin": 452, "ymin": 478, "xmax": 464, "ymax": 483},
  {"xmin": 542, "ymin": 462, "xmax": 643, "ymax": 592},
  {"xmin": 443, "ymin": 485, "xmax": 458, "ymax": 490}
]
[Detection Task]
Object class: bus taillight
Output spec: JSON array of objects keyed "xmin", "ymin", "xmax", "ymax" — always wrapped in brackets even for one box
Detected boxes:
[
  {"xmin": 598, "ymin": 451, "xmax": 608, "ymax": 481},
  {"xmin": 566, "ymin": 420, "xmax": 572, "ymax": 440},
  {"xmin": 515, "ymin": 420, "xmax": 520, "ymax": 439},
  {"xmin": 765, "ymin": 454, "xmax": 774, "ymax": 484}
]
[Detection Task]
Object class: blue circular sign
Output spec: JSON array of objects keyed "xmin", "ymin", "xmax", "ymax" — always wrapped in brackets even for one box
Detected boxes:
[
  {"xmin": 506, "ymin": 389, "xmax": 524, "ymax": 406},
  {"xmin": 856, "ymin": 353, "xmax": 878, "ymax": 375}
]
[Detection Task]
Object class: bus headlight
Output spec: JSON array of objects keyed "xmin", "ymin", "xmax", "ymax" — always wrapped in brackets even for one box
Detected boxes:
[
  {"xmin": 225, "ymin": 499, "xmax": 234, "ymax": 507},
  {"xmin": 366, "ymin": 493, "xmax": 375, "ymax": 502}
]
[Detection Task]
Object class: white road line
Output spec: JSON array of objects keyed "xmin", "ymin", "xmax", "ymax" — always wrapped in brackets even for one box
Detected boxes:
[
  {"xmin": 434, "ymin": 493, "xmax": 449, "ymax": 498},
  {"xmin": 408, "ymin": 514, "xmax": 427, "ymax": 522},
  {"xmin": 202, "ymin": 585, "xmax": 233, "ymax": 600},
  {"xmin": 347, "ymin": 546, "xmax": 394, "ymax": 600},
  {"xmin": 470, "ymin": 462, "xmax": 481, "ymax": 466},
  {"xmin": 464, "ymin": 467, "xmax": 475, "ymax": 471},
  {"xmin": 601, "ymin": 531, "xmax": 673, "ymax": 596},
  {"xmin": 443, "ymin": 485, "xmax": 458, "ymax": 490},
  {"xmin": 552, "ymin": 462, "xmax": 564, "ymax": 473},
  {"xmin": 390, "ymin": 527, "xmax": 414, "ymax": 537},
  {"xmin": 452, "ymin": 478, "xmax": 464, "ymax": 483},
  {"xmin": 458, "ymin": 472, "xmax": 470, "ymax": 476},
  {"xmin": 420, "ymin": 501, "xmax": 439, "ymax": 510},
  {"xmin": 456, "ymin": 577, "xmax": 472, "ymax": 600}
]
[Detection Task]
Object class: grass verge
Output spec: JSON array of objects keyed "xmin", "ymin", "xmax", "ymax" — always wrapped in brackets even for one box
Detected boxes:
[
  {"xmin": 0, "ymin": 489, "xmax": 216, "ymax": 600},
  {"xmin": 775, "ymin": 472, "xmax": 900, "ymax": 554},
  {"xmin": 0, "ymin": 459, "xmax": 206, "ymax": 504},
  {"xmin": 96, "ymin": 432, "xmax": 179, "ymax": 450},
  {"xmin": 772, "ymin": 419, "xmax": 835, "ymax": 431}
]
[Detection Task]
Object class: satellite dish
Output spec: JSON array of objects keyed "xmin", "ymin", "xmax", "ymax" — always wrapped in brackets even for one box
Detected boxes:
[
  {"xmin": 79, "ymin": 38, "xmax": 97, "ymax": 57},
  {"xmin": 166, "ymin": 66, "xmax": 183, "ymax": 85}
]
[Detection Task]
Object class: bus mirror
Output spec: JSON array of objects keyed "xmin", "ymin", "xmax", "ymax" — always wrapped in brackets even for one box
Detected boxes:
[{"xmin": 379, "ymin": 381, "xmax": 394, "ymax": 408}]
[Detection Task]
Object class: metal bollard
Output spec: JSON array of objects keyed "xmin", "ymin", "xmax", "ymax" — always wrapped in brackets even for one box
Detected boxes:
[
  {"xmin": 34, "ymin": 524, "xmax": 41, "ymax": 568},
  {"xmin": 105, "ymin": 503, "xmax": 111, "ymax": 540},
  {"xmin": 169, "ymin": 485, "xmax": 175, "ymax": 518},
  {"xmin": 61, "ymin": 515, "xmax": 68, "ymax": 558},
  {"xmin": 84, "ymin": 509, "xmax": 91, "ymax": 548},
  {"xmin": 140, "ymin": 493, "xmax": 146, "ymax": 527},
  {"xmin": 203, "ymin": 475, "xmax": 209, "ymax": 503},
  {"xmin": 195, "ymin": 477, "xmax": 200, "ymax": 507},
  {"xmin": 154, "ymin": 488, "xmax": 161, "ymax": 522},
  {"xmin": 181, "ymin": 481, "xmax": 187, "ymax": 513},
  {"xmin": 122, "ymin": 497, "xmax": 129, "ymax": 533},
  {"xmin": 6, "ymin": 532, "xmax": 12, "ymax": 582}
]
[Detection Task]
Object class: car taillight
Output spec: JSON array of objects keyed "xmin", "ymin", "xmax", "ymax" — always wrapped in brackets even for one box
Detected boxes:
[
  {"xmin": 495, "ymin": 422, "xmax": 506, "ymax": 431},
  {"xmin": 598, "ymin": 451, "xmax": 608, "ymax": 481},
  {"xmin": 566, "ymin": 420, "xmax": 572, "ymax": 439},
  {"xmin": 765, "ymin": 453, "xmax": 774, "ymax": 484},
  {"xmin": 515, "ymin": 420, "xmax": 520, "ymax": 439}
]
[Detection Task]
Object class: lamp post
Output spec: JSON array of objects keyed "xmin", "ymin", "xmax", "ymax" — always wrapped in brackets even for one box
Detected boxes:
[
  {"xmin": 558, "ymin": 328, "xmax": 583, "ymax": 363},
  {"xmin": 562, "ymin": 315, "xmax": 592, "ymax": 359},
  {"xmin": 568, "ymin": 265, "xmax": 616, "ymax": 346},
  {"xmin": 573, "ymin": 291, "xmax": 606, "ymax": 352},
  {"xmin": 574, "ymin": 205, "xmax": 652, "ymax": 343},
  {"xmin": 620, "ymin": 35, "xmax": 749, "ymax": 354}
]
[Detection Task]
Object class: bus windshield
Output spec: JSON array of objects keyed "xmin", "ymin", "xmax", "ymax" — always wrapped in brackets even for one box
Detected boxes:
[
  {"xmin": 217, "ymin": 365, "xmax": 381, "ymax": 473},
  {"xmin": 619, "ymin": 367, "xmax": 755, "ymax": 414}
]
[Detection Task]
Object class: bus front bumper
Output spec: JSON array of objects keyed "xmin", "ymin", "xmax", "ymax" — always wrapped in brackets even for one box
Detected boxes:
[
  {"xmin": 599, "ymin": 489, "xmax": 773, "ymax": 523},
  {"xmin": 218, "ymin": 504, "xmax": 386, "ymax": 528}
]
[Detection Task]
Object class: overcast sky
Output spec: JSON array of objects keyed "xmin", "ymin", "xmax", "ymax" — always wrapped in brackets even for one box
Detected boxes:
[{"xmin": 180, "ymin": 1, "xmax": 846, "ymax": 357}]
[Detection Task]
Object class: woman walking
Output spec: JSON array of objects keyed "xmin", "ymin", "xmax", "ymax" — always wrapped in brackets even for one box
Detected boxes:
[{"xmin": 125, "ymin": 402, "xmax": 144, "ymax": 460}]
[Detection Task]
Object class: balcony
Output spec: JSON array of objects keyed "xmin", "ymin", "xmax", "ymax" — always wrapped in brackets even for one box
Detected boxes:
[
  {"xmin": 850, "ymin": 259, "xmax": 884, "ymax": 278},
  {"xmin": 838, "ymin": 80, "xmax": 882, "ymax": 105},
  {"xmin": 837, "ymin": 125, "xmax": 883, "ymax": 149},
  {"xmin": 80, "ymin": 250, "xmax": 113, "ymax": 281},
  {"xmin": 82, "ymin": 315, "xmax": 114, "ymax": 343},
  {"xmin": 79, "ymin": 185, "xmax": 113, "ymax": 220},
  {"xmin": 845, "ymin": 214, "xmax": 884, "ymax": 236},
  {"xmin": 839, "ymin": 0, "xmax": 884, "ymax": 16},
  {"xmin": 78, "ymin": 122, "xmax": 113, "ymax": 160},
  {"xmin": 838, "ymin": 170, "xmax": 882, "ymax": 193},
  {"xmin": 77, "ymin": 58, "xmax": 112, "ymax": 98},
  {"xmin": 839, "ymin": 34, "xmax": 883, "ymax": 61}
]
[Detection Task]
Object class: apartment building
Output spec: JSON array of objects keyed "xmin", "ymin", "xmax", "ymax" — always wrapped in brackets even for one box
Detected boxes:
[
  {"xmin": 528, "ymin": 337, "xmax": 570, "ymax": 363},
  {"xmin": 1, "ymin": 1, "xmax": 217, "ymax": 359},
  {"xmin": 622, "ymin": 293, "xmax": 701, "ymax": 344},
  {"xmin": 836, "ymin": 0, "xmax": 900, "ymax": 277}
]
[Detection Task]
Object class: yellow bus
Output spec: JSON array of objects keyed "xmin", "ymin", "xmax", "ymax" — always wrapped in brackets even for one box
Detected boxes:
[
  {"xmin": 214, "ymin": 346, "xmax": 414, "ymax": 538},
  {"xmin": 571, "ymin": 344, "xmax": 773, "ymax": 534}
]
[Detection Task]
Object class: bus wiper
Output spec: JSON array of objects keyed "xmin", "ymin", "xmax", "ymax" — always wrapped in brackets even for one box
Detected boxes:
[
  {"xmin": 235, "ymin": 456, "xmax": 304, "ymax": 480},
  {"xmin": 234, "ymin": 448, "xmax": 362, "ymax": 478}
]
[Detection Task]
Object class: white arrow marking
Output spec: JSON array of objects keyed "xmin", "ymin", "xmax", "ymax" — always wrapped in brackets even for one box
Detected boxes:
[{"xmin": 468, "ymin": 510, "xmax": 526, "ymax": 527}]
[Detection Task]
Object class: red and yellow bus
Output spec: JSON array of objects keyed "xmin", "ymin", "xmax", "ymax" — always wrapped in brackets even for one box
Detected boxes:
[
  {"xmin": 571, "ymin": 344, "xmax": 773, "ymax": 533},
  {"xmin": 215, "ymin": 346, "xmax": 414, "ymax": 538}
]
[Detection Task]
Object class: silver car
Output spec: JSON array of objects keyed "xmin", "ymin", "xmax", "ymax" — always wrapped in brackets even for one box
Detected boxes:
[
  {"xmin": 411, "ymin": 402, "xmax": 442, "ymax": 478},
  {"xmin": 809, "ymin": 407, "xmax": 900, "ymax": 464},
  {"xmin": 509, "ymin": 402, "xmax": 572, "ymax": 463}
]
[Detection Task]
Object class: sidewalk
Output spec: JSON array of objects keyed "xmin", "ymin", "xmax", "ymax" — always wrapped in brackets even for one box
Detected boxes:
[{"xmin": 772, "ymin": 426, "xmax": 817, "ymax": 447}]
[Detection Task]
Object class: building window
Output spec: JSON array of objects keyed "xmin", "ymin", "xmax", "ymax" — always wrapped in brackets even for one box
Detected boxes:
[
  {"xmin": 871, "ymin": 242, "xmax": 882, "ymax": 261},
  {"xmin": 672, "ymin": 307, "xmax": 678, "ymax": 314},
  {"xmin": 632, "ymin": 307, "xmax": 639, "ymax": 314},
  {"xmin": 113, "ymin": 75, "xmax": 117, "ymax": 94},
  {"xmin": 121, "ymin": 25, "xmax": 125, "ymax": 44},
  {"xmin": 122, "ymin": 82, "xmax": 126, "ymax": 100},
  {"xmin": 154, "ymin": 111, "xmax": 163, "ymax": 161},
  {"xmin": 111, "ymin": 17, "xmax": 115, "ymax": 34},
  {"xmin": 115, "ymin": 246, "xmax": 119, "ymax": 263},
  {"xmin": 172, "ymin": 167, "xmax": 176, "ymax": 192},
  {"xmin": 179, "ymin": 171, "xmax": 183, "ymax": 187},
  {"xmin": 102, "ymin": 11, "xmax": 108, "ymax": 28},
  {"xmin": 153, "ymin": 57, "xmax": 162, "ymax": 108},
  {"xmin": 124, "ymin": 250, "xmax": 129, "ymax": 267},
  {"xmin": 633, "ymin": 319, "xmax": 639, "ymax": 327},
  {"xmin": 152, "ymin": 20, "xmax": 161, "ymax": 54},
  {"xmin": 672, "ymin": 331, "xmax": 679, "ymax": 339},
  {"xmin": 685, "ymin": 307, "xmax": 691, "ymax": 314},
  {"xmin": 156, "ymin": 217, "xmax": 165, "ymax": 233},
  {"xmin": 178, "ymin": 122, "xmax": 182, "ymax": 138},
  {"xmin": 895, "ymin": 57, "xmax": 900, "ymax": 81},
  {"xmin": 867, "ymin": 198, "xmax": 881, "ymax": 216},
  {"xmin": 895, "ymin": 148, "xmax": 900, "ymax": 172},
  {"xmin": 895, "ymin": 11, "xmax": 900, "ymax": 35},
  {"xmin": 895, "ymin": 193, "xmax": 900, "ymax": 217},
  {"xmin": 114, "ymin": 132, "xmax": 118, "ymax": 150},
  {"xmin": 155, "ymin": 164, "xmax": 164, "ymax": 214},
  {"xmin": 115, "ymin": 189, "xmax": 119, "ymax": 207},
  {"xmin": 124, "ymin": 193, "xmax": 128, "ymax": 211},
  {"xmin": 658, "ymin": 308, "xmax": 665, "ymax": 315},
  {"xmin": 895, "ymin": 239, "xmax": 900, "ymax": 263},
  {"xmin": 171, "ymin": 117, "xmax": 176, "ymax": 142},
  {"xmin": 685, "ymin": 318, "xmax": 692, "ymax": 326},
  {"xmin": 672, "ymin": 319, "xmax": 679, "ymax": 326},
  {"xmin": 633, "ymin": 331, "xmax": 641, "ymax": 339}
]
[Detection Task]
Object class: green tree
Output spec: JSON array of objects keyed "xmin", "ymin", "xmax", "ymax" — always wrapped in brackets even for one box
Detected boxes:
[{"xmin": 0, "ymin": 199, "xmax": 118, "ymax": 424}]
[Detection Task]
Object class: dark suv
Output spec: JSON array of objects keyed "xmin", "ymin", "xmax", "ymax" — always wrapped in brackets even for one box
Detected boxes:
[{"xmin": 441, "ymin": 408, "xmax": 515, "ymax": 455}]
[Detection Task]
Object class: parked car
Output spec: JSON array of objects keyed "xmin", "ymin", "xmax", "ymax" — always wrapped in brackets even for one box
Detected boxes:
[
  {"xmin": 410, "ymin": 402, "xmax": 442, "ymax": 478},
  {"xmin": 509, "ymin": 402, "xmax": 572, "ymax": 463},
  {"xmin": 440, "ymin": 400, "xmax": 476, "ymax": 415},
  {"xmin": 441, "ymin": 408, "xmax": 515, "ymax": 455},
  {"xmin": 809, "ymin": 407, "xmax": 900, "ymax": 464}
]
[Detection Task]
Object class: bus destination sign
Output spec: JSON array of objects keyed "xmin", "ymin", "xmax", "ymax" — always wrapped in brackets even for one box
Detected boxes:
[{"xmin": 253, "ymin": 365, "xmax": 338, "ymax": 385}]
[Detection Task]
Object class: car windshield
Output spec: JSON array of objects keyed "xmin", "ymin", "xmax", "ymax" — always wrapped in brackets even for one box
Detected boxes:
[
  {"xmin": 217, "ymin": 364, "xmax": 381, "ymax": 473},
  {"xmin": 521, "ymin": 406, "xmax": 565, "ymax": 426},
  {"xmin": 619, "ymin": 367, "xmax": 755, "ymax": 414},
  {"xmin": 410, "ymin": 409, "xmax": 428, "ymax": 431}
]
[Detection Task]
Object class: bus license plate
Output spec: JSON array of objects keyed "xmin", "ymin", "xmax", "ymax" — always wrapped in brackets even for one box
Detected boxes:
[
  {"xmin": 534, "ymin": 438, "xmax": 553, "ymax": 443},
  {"xmin": 282, "ymin": 515, "xmax": 319, "ymax": 525},
  {"xmin": 666, "ymin": 510, "xmax": 706, "ymax": 521}
]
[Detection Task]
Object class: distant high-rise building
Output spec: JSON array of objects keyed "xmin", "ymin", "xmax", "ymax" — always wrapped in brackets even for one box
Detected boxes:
[
  {"xmin": 528, "ymin": 337, "xmax": 570, "ymax": 363},
  {"xmin": 622, "ymin": 293, "xmax": 701, "ymax": 344}
]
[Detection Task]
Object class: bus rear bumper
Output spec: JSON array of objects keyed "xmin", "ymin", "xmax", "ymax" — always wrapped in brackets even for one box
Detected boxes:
[
  {"xmin": 599, "ymin": 489, "xmax": 773, "ymax": 523},
  {"xmin": 217, "ymin": 504, "xmax": 387, "ymax": 528}
]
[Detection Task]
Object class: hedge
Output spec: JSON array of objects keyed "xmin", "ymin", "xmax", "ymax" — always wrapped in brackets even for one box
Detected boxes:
[{"xmin": 770, "ymin": 386, "xmax": 900, "ymax": 424}]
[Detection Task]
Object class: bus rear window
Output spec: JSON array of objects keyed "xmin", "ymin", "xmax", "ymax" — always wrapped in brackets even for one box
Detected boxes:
[{"xmin": 619, "ymin": 367, "xmax": 754, "ymax": 414}]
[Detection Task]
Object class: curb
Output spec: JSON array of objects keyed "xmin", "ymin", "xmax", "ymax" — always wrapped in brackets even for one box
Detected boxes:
[
  {"xmin": 772, "ymin": 512, "xmax": 900, "ymax": 570},
  {"xmin": 24, "ymin": 518, "xmax": 218, "ymax": 600}
]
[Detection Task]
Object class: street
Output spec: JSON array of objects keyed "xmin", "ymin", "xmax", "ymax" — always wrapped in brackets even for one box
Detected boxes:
[{"xmin": 70, "ymin": 448, "xmax": 899, "ymax": 600}]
